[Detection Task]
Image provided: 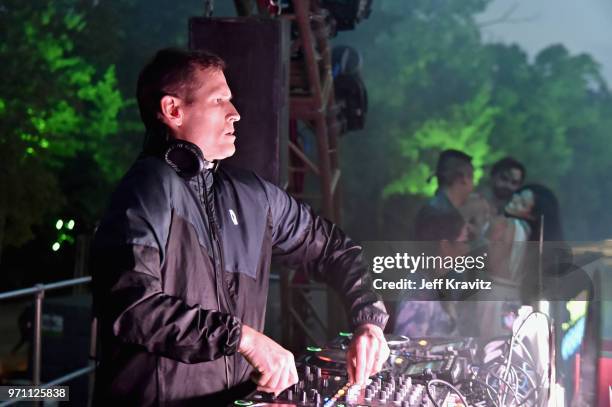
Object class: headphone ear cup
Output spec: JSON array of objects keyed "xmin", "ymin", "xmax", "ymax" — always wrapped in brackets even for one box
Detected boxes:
[{"xmin": 164, "ymin": 141, "xmax": 206, "ymax": 178}]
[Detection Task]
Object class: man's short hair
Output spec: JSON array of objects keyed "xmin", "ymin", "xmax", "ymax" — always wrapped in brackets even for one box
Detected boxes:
[
  {"xmin": 491, "ymin": 156, "xmax": 526, "ymax": 181},
  {"xmin": 136, "ymin": 48, "xmax": 226, "ymax": 131},
  {"xmin": 435, "ymin": 149, "xmax": 472, "ymax": 187}
]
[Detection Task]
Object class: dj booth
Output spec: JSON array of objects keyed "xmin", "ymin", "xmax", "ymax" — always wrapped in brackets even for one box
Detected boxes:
[{"xmin": 231, "ymin": 321, "xmax": 552, "ymax": 407}]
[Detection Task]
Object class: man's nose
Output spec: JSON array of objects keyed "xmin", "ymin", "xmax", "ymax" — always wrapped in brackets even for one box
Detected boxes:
[{"xmin": 228, "ymin": 103, "xmax": 240, "ymax": 122}]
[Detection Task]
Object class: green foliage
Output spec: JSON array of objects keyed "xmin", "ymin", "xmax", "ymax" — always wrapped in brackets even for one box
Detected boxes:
[
  {"xmin": 337, "ymin": 0, "xmax": 612, "ymax": 240},
  {"xmin": 0, "ymin": 0, "xmax": 126, "ymax": 249},
  {"xmin": 384, "ymin": 88, "xmax": 500, "ymax": 197}
]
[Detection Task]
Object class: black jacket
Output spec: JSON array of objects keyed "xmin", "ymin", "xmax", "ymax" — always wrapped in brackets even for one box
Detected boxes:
[{"xmin": 92, "ymin": 156, "xmax": 388, "ymax": 406}]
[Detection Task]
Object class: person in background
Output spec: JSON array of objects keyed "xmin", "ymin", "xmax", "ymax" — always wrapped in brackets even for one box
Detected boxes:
[
  {"xmin": 488, "ymin": 183, "xmax": 565, "ymax": 279},
  {"xmin": 414, "ymin": 149, "xmax": 473, "ymax": 240},
  {"xmin": 481, "ymin": 157, "xmax": 526, "ymax": 216},
  {"xmin": 478, "ymin": 184, "xmax": 569, "ymax": 338},
  {"xmin": 394, "ymin": 208, "xmax": 470, "ymax": 337},
  {"xmin": 461, "ymin": 156, "xmax": 526, "ymax": 241}
]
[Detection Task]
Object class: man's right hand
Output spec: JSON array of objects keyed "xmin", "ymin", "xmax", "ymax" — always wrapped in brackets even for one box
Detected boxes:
[{"xmin": 238, "ymin": 324, "xmax": 298, "ymax": 395}]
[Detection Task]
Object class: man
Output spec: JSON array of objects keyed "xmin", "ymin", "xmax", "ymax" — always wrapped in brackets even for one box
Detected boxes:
[
  {"xmin": 480, "ymin": 156, "xmax": 526, "ymax": 216},
  {"xmin": 91, "ymin": 48, "xmax": 389, "ymax": 405},
  {"xmin": 461, "ymin": 156, "xmax": 525, "ymax": 240},
  {"xmin": 414, "ymin": 149, "xmax": 473, "ymax": 241}
]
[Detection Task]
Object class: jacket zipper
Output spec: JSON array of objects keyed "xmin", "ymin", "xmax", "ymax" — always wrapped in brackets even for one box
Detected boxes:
[{"xmin": 202, "ymin": 172, "xmax": 234, "ymax": 390}]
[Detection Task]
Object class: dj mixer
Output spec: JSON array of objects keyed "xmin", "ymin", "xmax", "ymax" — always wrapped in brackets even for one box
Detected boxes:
[{"xmin": 231, "ymin": 334, "xmax": 482, "ymax": 407}]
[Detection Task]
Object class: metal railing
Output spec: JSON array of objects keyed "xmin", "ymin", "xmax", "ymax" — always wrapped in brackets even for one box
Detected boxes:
[{"xmin": 0, "ymin": 277, "xmax": 95, "ymax": 406}]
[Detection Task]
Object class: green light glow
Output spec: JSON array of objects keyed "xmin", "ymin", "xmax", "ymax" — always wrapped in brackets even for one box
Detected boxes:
[
  {"xmin": 67, "ymin": 219, "xmax": 75, "ymax": 230},
  {"xmin": 233, "ymin": 401, "xmax": 253, "ymax": 406},
  {"xmin": 52, "ymin": 242, "xmax": 60, "ymax": 251},
  {"xmin": 55, "ymin": 219, "xmax": 63, "ymax": 230},
  {"xmin": 338, "ymin": 332, "xmax": 352, "ymax": 337},
  {"xmin": 306, "ymin": 346, "xmax": 322, "ymax": 352}
]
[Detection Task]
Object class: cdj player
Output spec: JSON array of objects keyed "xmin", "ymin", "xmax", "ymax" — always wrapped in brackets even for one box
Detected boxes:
[{"xmin": 230, "ymin": 334, "xmax": 479, "ymax": 407}]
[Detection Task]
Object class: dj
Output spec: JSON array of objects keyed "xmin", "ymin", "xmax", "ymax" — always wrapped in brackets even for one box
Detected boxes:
[{"xmin": 91, "ymin": 48, "xmax": 389, "ymax": 406}]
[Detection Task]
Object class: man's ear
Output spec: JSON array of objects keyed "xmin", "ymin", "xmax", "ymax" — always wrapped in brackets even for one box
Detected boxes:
[{"xmin": 159, "ymin": 95, "xmax": 183, "ymax": 129}]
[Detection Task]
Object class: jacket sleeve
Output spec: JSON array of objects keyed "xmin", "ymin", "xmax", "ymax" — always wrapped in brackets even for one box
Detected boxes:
[
  {"xmin": 261, "ymin": 179, "xmax": 388, "ymax": 330},
  {"xmin": 92, "ymin": 160, "xmax": 241, "ymax": 364}
]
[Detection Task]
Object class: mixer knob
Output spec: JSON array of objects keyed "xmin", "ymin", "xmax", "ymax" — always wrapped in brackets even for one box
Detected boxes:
[
  {"xmin": 322, "ymin": 378, "xmax": 328, "ymax": 387},
  {"xmin": 286, "ymin": 389, "xmax": 293, "ymax": 401},
  {"xmin": 314, "ymin": 393, "xmax": 322, "ymax": 406},
  {"xmin": 394, "ymin": 391, "xmax": 403, "ymax": 402},
  {"xmin": 378, "ymin": 391, "xmax": 387, "ymax": 402},
  {"xmin": 314, "ymin": 367, "xmax": 322, "ymax": 379},
  {"xmin": 301, "ymin": 390, "xmax": 307, "ymax": 403}
]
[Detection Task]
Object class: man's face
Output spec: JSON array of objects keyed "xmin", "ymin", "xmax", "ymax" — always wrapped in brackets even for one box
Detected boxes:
[
  {"xmin": 492, "ymin": 168, "xmax": 523, "ymax": 201},
  {"xmin": 175, "ymin": 69, "xmax": 240, "ymax": 160}
]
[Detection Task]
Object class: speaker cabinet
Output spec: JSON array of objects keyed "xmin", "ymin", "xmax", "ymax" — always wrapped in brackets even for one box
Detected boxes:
[{"xmin": 189, "ymin": 17, "xmax": 290, "ymax": 186}]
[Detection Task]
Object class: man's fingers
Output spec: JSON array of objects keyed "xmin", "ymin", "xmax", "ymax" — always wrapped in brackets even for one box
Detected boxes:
[
  {"xmin": 252, "ymin": 369, "xmax": 272, "ymax": 387},
  {"xmin": 267, "ymin": 369, "xmax": 283, "ymax": 394},
  {"xmin": 364, "ymin": 339, "xmax": 378, "ymax": 379},
  {"xmin": 372, "ymin": 340, "xmax": 389, "ymax": 373},
  {"xmin": 347, "ymin": 353, "xmax": 356, "ymax": 384},
  {"xmin": 356, "ymin": 337, "xmax": 368, "ymax": 384},
  {"xmin": 372, "ymin": 347, "xmax": 386, "ymax": 374}
]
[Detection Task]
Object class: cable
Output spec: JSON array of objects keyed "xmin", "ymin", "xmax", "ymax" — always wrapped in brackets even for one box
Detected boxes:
[
  {"xmin": 509, "ymin": 363, "xmax": 538, "ymax": 401},
  {"xmin": 502, "ymin": 311, "xmax": 551, "ymax": 405},
  {"xmin": 426, "ymin": 378, "xmax": 470, "ymax": 407},
  {"xmin": 460, "ymin": 378, "xmax": 500, "ymax": 407},
  {"xmin": 482, "ymin": 364, "xmax": 521, "ymax": 406}
]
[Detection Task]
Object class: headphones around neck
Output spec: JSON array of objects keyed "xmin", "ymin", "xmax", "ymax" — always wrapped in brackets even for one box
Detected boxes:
[
  {"xmin": 164, "ymin": 139, "xmax": 213, "ymax": 179},
  {"xmin": 144, "ymin": 129, "xmax": 215, "ymax": 178}
]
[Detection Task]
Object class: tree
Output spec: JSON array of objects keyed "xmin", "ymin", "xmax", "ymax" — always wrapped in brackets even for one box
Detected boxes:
[
  {"xmin": 335, "ymin": 0, "xmax": 612, "ymax": 240},
  {"xmin": 0, "ymin": 1, "xmax": 126, "ymax": 261}
]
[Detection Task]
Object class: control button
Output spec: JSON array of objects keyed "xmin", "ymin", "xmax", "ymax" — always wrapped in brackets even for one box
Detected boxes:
[{"xmin": 233, "ymin": 401, "xmax": 253, "ymax": 406}]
